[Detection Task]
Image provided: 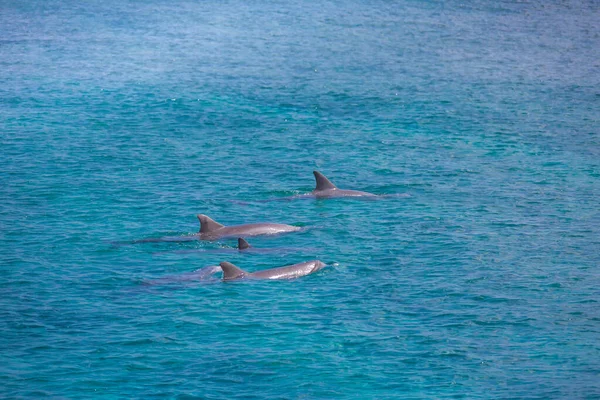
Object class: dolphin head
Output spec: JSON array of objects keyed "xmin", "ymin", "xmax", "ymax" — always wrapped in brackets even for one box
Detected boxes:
[{"xmin": 312, "ymin": 260, "xmax": 327, "ymax": 272}]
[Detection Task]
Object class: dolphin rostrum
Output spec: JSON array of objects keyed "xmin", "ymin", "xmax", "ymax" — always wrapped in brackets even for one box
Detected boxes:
[
  {"xmin": 220, "ymin": 260, "xmax": 327, "ymax": 281},
  {"xmin": 312, "ymin": 171, "xmax": 376, "ymax": 198},
  {"xmin": 197, "ymin": 214, "xmax": 301, "ymax": 240}
]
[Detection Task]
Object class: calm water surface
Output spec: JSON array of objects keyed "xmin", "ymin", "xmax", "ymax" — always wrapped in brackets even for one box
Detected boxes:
[{"xmin": 1, "ymin": 0, "xmax": 599, "ymax": 398}]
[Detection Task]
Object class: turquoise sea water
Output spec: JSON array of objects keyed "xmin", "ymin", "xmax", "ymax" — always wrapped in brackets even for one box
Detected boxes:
[{"xmin": 2, "ymin": 0, "xmax": 599, "ymax": 398}]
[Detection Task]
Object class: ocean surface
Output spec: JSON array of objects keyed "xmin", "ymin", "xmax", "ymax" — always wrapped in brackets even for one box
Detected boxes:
[{"xmin": 1, "ymin": 0, "xmax": 599, "ymax": 398}]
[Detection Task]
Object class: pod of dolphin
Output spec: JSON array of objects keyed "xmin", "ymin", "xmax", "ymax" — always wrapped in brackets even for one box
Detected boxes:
[{"xmin": 145, "ymin": 171, "xmax": 378, "ymax": 282}]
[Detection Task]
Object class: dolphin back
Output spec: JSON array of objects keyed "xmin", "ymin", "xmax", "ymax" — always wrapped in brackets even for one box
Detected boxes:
[{"xmin": 249, "ymin": 260, "xmax": 326, "ymax": 280}]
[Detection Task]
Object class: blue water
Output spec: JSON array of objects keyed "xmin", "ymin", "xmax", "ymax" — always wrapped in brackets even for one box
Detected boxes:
[{"xmin": 2, "ymin": 0, "xmax": 599, "ymax": 398}]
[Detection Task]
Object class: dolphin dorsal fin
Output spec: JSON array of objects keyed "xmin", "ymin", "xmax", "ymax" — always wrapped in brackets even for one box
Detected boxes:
[
  {"xmin": 197, "ymin": 214, "xmax": 225, "ymax": 233},
  {"xmin": 220, "ymin": 262, "xmax": 246, "ymax": 280},
  {"xmin": 238, "ymin": 238, "xmax": 251, "ymax": 250},
  {"xmin": 313, "ymin": 171, "xmax": 337, "ymax": 191}
]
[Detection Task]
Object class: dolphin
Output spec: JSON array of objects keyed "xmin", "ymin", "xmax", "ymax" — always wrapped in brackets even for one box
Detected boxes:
[
  {"xmin": 142, "ymin": 259, "xmax": 327, "ymax": 286},
  {"xmin": 311, "ymin": 171, "xmax": 376, "ymax": 198},
  {"xmin": 219, "ymin": 260, "xmax": 327, "ymax": 281},
  {"xmin": 142, "ymin": 265, "xmax": 222, "ymax": 286},
  {"xmin": 154, "ymin": 238, "xmax": 317, "ymax": 256},
  {"xmin": 197, "ymin": 214, "xmax": 301, "ymax": 240},
  {"xmin": 232, "ymin": 171, "xmax": 378, "ymax": 204},
  {"xmin": 116, "ymin": 216, "xmax": 303, "ymax": 246}
]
